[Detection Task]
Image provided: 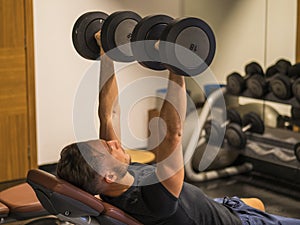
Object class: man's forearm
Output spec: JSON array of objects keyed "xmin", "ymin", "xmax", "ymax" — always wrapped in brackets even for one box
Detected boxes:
[
  {"xmin": 158, "ymin": 73, "xmax": 186, "ymax": 160},
  {"xmin": 98, "ymin": 53, "xmax": 121, "ymax": 141},
  {"xmin": 155, "ymin": 72, "xmax": 186, "ymax": 197}
]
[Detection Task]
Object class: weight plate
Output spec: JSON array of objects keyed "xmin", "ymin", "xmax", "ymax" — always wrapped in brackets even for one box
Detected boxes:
[
  {"xmin": 292, "ymin": 78, "xmax": 300, "ymax": 102},
  {"xmin": 204, "ymin": 120, "xmax": 222, "ymax": 144},
  {"xmin": 72, "ymin": 11, "xmax": 108, "ymax": 60},
  {"xmin": 159, "ymin": 17, "xmax": 216, "ymax": 76},
  {"xmin": 242, "ymin": 112, "xmax": 264, "ymax": 134},
  {"xmin": 245, "ymin": 62, "xmax": 264, "ymax": 76},
  {"xmin": 131, "ymin": 15, "xmax": 173, "ymax": 71},
  {"xmin": 269, "ymin": 74, "xmax": 292, "ymax": 100},
  {"xmin": 291, "ymin": 107, "xmax": 300, "ymax": 120},
  {"xmin": 227, "ymin": 109, "xmax": 242, "ymax": 125},
  {"xmin": 266, "ymin": 65, "xmax": 279, "ymax": 78},
  {"xmin": 288, "ymin": 62, "xmax": 300, "ymax": 77},
  {"xmin": 226, "ymin": 72, "xmax": 245, "ymax": 95},
  {"xmin": 246, "ymin": 74, "xmax": 267, "ymax": 98},
  {"xmin": 294, "ymin": 143, "xmax": 300, "ymax": 162},
  {"xmin": 275, "ymin": 58, "xmax": 291, "ymax": 75},
  {"xmin": 101, "ymin": 11, "xmax": 141, "ymax": 62},
  {"xmin": 225, "ymin": 123, "xmax": 247, "ymax": 149}
]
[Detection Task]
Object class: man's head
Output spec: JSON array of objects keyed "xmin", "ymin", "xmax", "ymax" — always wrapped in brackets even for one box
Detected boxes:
[{"xmin": 56, "ymin": 139, "xmax": 131, "ymax": 195}]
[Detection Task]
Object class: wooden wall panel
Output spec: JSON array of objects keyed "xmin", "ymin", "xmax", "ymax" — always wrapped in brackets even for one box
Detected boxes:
[
  {"xmin": 0, "ymin": 114, "xmax": 29, "ymax": 180},
  {"xmin": 0, "ymin": 0, "xmax": 36, "ymax": 182},
  {"xmin": 297, "ymin": 0, "xmax": 300, "ymax": 62}
]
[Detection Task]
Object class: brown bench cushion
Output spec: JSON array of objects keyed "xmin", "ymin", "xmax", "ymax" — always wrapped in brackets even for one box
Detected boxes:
[
  {"xmin": 0, "ymin": 183, "xmax": 47, "ymax": 219},
  {"xmin": 0, "ymin": 202, "xmax": 9, "ymax": 218}
]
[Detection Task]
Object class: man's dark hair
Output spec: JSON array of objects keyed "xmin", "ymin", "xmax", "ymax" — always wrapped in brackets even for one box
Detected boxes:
[{"xmin": 56, "ymin": 142, "xmax": 105, "ymax": 195}]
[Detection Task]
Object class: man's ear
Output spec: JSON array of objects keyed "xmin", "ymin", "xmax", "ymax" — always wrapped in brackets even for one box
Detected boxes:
[{"xmin": 104, "ymin": 171, "xmax": 117, "ymax": 184}]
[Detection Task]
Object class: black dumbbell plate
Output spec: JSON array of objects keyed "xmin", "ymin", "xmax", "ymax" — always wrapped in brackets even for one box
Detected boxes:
[
  {"xmin": 131, "ymin": 15, "xmax": 173, "ymax": 71},
  {"xmin": 292, "ymin": 78, "xmax": 300, "ymax": 102},
  {"xmin": 72, "ymin": 11, "xmax": 108, "ymax": 60},
  {"xmin": 246, "ymin": 74, "xmax": 267, "ymax": 98},
  {"xmin": 101, "ymin": 11, "xmax": 141, "ymax": 62},
  {"xmin": 227, "ymin": 109, "xmax": 242, "ymax": 125},
  {"xmin": 242, "ymin": 112, "xmax": 264, "ymax": 134},
  {"xmin": 269, "ymin": 74, "xmax": 292, "ymax": 100},
  {"xmin": 226, "ymin": 123, "xmax": 247, "ymax": 149},
  {"xmin": 159, "ymin": 17, "xmax": 216, "ymax": 76},
  {"xmin": 245, "ymin": 62, "xmax": 264, "ymax": 76},
  {"xmin": 226, "ymin": 72, "xmax": 245, "ymax": 95}
]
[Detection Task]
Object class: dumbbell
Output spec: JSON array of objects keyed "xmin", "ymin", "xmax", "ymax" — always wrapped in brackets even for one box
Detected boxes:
[
  {"xmin": 291, "ymin": 107, "xmax": 300, "ymax": 120},
  {"xmin": 225, "ymin": 112, "xmax": 264, "ymax": 149},
  {"xmin": 246, "ymin": 59, "xmax": 291, "ymax": 98},
  {"xmin": 72, "ymin": 11, "xmax": 142, "ymax": 61},
  {"xmin": 204, "ymin": 109, "xmax": 242, "ymax": 143},
  {"xmin": 293, "ymin": 78, "xmax": 300, "ymax": 102},
  {"xmin": 226, "ymin": 61, "xmax": 264, "ymax": 96},
  {"xmin": 289, "ymin": 63, "xmax": 300, "ymax": 102},
  {"xmin": 130, "ymin": 14, "xmax": 173, "ymax": 71},
  {"xmin": 268, "ymin": 60, "xmax": 297, "ymax": 100},
  {"xmin": 295, "ymin": 143, "xmax": 300, "ymax": 163},
  {"xmin": 72, "ymin": 11, "xmax": 216, "ymax": 76},
  {"xmin": 131, "ymin": 14, "xmax": 216, "ymax": 76}
]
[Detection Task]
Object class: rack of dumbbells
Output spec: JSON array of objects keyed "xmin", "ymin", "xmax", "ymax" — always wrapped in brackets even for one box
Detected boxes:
[{"xmin": 225, "ymin": 59, "xmax": 300, "ymax": 191}]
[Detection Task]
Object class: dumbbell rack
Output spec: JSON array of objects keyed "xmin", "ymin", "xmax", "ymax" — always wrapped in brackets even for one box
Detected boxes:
[
  {"xmin": 235, "ymin": 88, "xmax": 300, "ymax": 108},
  {"xmin": 227, "ymin": 82, "xmax": 300, "ymax": 129},
  {"xmin": 225, "ymin": 88, "xmax": 300, "ymax": 185}
]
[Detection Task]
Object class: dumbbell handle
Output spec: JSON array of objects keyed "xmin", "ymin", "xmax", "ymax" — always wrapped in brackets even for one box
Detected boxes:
[
  {"xmin": 154, "ymin": 40, "xmax": 160, "ymax": 50},
  {"xmin": 242, "ymin": 123, "xmax": 252, "ymax": 132},
  {"xmin": 221, "ymin": 120, "xmax": 230, "ymax": 128}
]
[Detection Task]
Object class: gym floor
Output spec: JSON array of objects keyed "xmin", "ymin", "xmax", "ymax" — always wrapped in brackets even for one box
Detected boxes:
[{"xmin": 190, "ymin": 173, "xmax": 300, "ymax": 219}]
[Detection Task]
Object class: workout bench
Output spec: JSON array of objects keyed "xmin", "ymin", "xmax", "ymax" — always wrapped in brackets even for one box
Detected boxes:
[
  {"xmin": 26, "ymin": 169, "xmax": 142, "ymax": 225},
  {"xmin": 0, "ymin": 182, "xmax": 50, "ymax": 224}
]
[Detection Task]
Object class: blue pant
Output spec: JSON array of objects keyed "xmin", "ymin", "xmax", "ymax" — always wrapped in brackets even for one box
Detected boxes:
[{"xmin": 214, "ymin": 197, "xmax": 300, "ymax": 225}]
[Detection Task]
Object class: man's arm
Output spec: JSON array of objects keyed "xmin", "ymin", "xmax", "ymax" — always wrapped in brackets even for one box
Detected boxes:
[
  {"xmin": 155, "ymin": 72, "xmax": 186, "ymax": 198},
  {"xmin": 95, "ymin": 32, "xmax": 121, "ymax": 141}
]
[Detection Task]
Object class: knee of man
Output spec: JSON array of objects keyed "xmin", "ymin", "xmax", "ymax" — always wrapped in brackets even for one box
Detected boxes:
[{"xmin": 241, "ymin": 198, "xmax": 265, "ymax": 212}]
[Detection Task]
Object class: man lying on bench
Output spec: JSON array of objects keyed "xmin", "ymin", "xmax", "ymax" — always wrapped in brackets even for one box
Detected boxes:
[{"xmin": 56, "ymin": 31, "xmax": 300, "ymax": 225}]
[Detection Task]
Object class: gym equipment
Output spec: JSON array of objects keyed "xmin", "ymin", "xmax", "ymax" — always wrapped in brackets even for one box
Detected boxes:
[
  {"xmin": 247, "ymin": 59, "xmax": 291, "ymax": 98},
  {"xmin": 131, "ymin": 16, "xmax": 216, "ymax": 76},
  {"xmin": 295, "ymin": 143, "xmax": 300, "ymax": 162},
  {"xmin": 291, "ymin": 107, "xmax": 300, "ymax": 120},
  {"xmin": 72, "ymin": 11, "xmax": 108, "ymax": 60},
  {"xmin": 0, "ymin": 183, "xmax": 54, "ymax": 224},
  {"xmin": 101, "ymin": 11, "xmax": 142, "ymax": 62},
  {"xmin": 193, "ymin": 109, "xmax": 242, "ymax": 171},
  {"xmin": 131, "ymin": 14, "xmax": 174, "ymax": 71},
  {"xmin": 290, "ymin": 63, "xmax": 300, "ymax": 102},
  {"xmin": 269, "ymin": 60, "xmax": 296, "ymax": 100},
  {"xmin": 72, "ymin": 11, "xmax": 141, "ymax": 61},
  {"xmin": 226, "ymin": 61, "xmax": 264, "ymax": 95},
  {"xmin": 204, "ymin": 109, "xmax": 242, "ymax": 142},
  {"xmin": 27, "ymin": 169, "xmax": 142, "ymax": 225},
  {"xmin": 225, "ymin": 112, "xmax": 264, "ymax": 149},
  {"xmin": 182, "ymin": 86, "xmax": 254, "ymax": 181},
  {"xmin": 293, "ymin": 78, "xmax": 300, "ymax": 102},
  {"xmin": 72, "ymin": 11, "xmax": 216, "ymax": 76},
  {"xmin": 236, "ymin": 103, "xmax": 279, "ymax": 128}
]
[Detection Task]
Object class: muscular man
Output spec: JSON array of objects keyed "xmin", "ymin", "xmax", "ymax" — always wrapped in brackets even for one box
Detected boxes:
[{"xmin": 56, "ymin": 32, "xmax": 300, "ymax": 225}]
